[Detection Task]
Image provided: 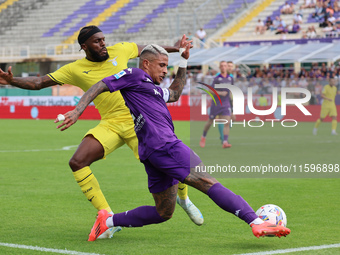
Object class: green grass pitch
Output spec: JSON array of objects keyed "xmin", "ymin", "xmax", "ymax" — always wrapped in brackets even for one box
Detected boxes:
[{"xmin": 0, "ymin": 119, "xmax": 339, "ymax": 255}]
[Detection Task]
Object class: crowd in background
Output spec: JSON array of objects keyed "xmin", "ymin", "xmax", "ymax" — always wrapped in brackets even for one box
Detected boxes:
[
  {"xmin": 159, "ymin": 62, "xmax": 340, "ymax": 104},
  {"xmin": 255, "ymin": 0, "xmax": 340, "ymax": 39}
]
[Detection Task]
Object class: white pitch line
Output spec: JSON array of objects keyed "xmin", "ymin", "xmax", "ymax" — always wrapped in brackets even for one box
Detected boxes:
[
  {"xmin": 235, "ymin": 243, "xmax": 340, "ymax": 255},
  {"xmin": 0, "ymin": 242, "xmax": 104, "ymax": 255},
  {"xmin": 0, "ymin": 145, "xmax": 79, "ymax": 153}
]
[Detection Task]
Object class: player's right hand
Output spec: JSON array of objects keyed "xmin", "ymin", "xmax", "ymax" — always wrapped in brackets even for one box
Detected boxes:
[
  {"xmin": 0, "ymin": 66, "xmax": 13, "ymax": 85},
  {"xmin": 55, "ymin": 110, "xmax": 80, "ymax": 131},
  {"xmin": 179, "ymin": 34, "xmax": 191, "ymax": 60}
]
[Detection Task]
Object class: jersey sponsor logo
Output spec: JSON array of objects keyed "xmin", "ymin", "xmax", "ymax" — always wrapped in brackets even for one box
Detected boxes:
[
  {"xmin": 83, "ymin": 70, "xmax": 92, "ymax": 74},
  {"xmin": 134, "ymin": 113, "xmax": 145, "ymax": 132},
  {"xmin": 153, "ymin": 89, "xmax": 161, "ymax": 96},
  {"xmin": 114, "ymin": 70, "xmax": 126, "ymax": 79}
]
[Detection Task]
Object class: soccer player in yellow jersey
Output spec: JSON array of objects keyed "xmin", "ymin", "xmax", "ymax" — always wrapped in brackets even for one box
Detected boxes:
[
  {"xmin": 313, "ymin": 78, "xmax": 338, "ymax": 135},
  {"xmin": 0, "ymin": 26, "xmax": 204, "ymax": 237}
]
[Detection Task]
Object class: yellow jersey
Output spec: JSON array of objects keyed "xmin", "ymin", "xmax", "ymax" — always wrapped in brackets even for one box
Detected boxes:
[
  {"xmin": 48, "ymin": 42, "xmax": 138, "ymax": 120},
  {"xmin": 321, "ymin": 84, "xmax": 337, "ymax": 107}
]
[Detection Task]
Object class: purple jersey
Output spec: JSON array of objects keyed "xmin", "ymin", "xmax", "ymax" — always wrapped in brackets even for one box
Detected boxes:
[
  {"xmin": 212, "ymin": 73, "xmax": 233, "ymax": 108},
  {"xmin": 102, "ymin": 68, "xmax": 178, "ymax": 160}
]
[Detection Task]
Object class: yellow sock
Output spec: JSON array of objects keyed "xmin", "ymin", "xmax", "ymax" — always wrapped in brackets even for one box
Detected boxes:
[
  {"xmin": 332, "ymin": 120, "xmax": 337, "ymax": 131},
  {"xmin": 315, "ymin": 119, "xmax": 321, "ymax": 129},
  {"xmin": 177, "ymin": 182, "xmax": 188, "ymax": 200},
  {"xmin": 73, "ymin": 166, "xmax": 111, "ymax": 212}
]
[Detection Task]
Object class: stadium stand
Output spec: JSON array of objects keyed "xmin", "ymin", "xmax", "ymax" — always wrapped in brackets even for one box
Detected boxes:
[
  {"xmin": 0, "ymin": 0, "xmax": 253, "ymax": 59},
  {"xmin": 221, "ymin": 0, "xmax": 322, "ymax": 41},
  {"xmin": 1, "ymin": 0, "xmax": 340, "ymax": 102}
]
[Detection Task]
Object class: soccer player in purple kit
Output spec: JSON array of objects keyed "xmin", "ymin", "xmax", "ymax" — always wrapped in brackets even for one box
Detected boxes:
[
  {"xmin": 199, "ymin": 61, "xmax": 234, "ymax": 148},
  {"xmin": 57, "ymin": 39, "xmax": 291, "ymax": 241}
]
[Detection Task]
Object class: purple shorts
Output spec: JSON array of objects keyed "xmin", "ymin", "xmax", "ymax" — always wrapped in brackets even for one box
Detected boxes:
[
  {"xmin": 141, "ymin": 140, "xmax": 202, "ymax": 193},
  {"xmin": 209, "ymin": 104, "xmax": 231, "ymax": 119}
]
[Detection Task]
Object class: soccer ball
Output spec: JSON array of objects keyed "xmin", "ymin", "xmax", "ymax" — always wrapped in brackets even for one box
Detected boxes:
[{"xmin": 255, "ymin": 204, "xmax": 287, "ymax": 227}]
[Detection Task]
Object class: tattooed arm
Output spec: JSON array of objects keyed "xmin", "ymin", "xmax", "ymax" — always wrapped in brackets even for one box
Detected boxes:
[
  {"xmin": 168, "ymin": 67, "xmax": 187, "ymax": 103},
  {"xmin": 167, "ymin": 35, "xmax": 191, "ymax": 103},
  {"xmin": 0, "ymin": 66, "xmax": 57, "ymax": 89},
  {"xmin": 56, "ymin": 81, "xmax": 109, "ymax": 131}
]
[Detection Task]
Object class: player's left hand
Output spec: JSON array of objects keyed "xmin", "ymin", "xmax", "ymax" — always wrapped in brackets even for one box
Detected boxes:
[
  {"xmin": 179, "ymin": 34, "xmax": 191, "ymax": 60},
  {"xmin": 54, "ymin": 110, "xmax": 80, "ymax": 131},
  {"xmin": 0, "ymin": 66, "xmax": 14, "ymax": 85}
]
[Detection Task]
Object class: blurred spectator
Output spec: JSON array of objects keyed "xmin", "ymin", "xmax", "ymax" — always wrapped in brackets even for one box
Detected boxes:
[
  {"xmin": 294, "ymin": 6, "xmax": 304, "ymax": 24},
  {"xmin": 183, "ymin": 72, "xmax": 193, "ymax": 94},
  {"xmin": 334, "ymin": 0, "xmax": 339, "ymax": 12},
  {"xmin": 275, "ymin": 22, "xmax": 288, "ymax": 35},
  {"xmin": 195, "ymin": 69, "xmax": 204, "ymax": 83},
  {"xmin": 265, "ymin": 16, "xmax": 273, "ymax": 30},
  {"xmin": 325, "ymin": 4, "xmax": 334, "ymax": 17},
  {"xmin": 258, "ymin": 94, "xmax": 268, "ymax": 106},
  {"xmin": 270, "ymin": 16, "xmax": 281, "ymax": 31},
  {"xmin": 281, "ymin": 2, "xmax": 295, "ymax": 14},
  {"xmin": 302, "ymin": 26, "xmax": 317, "ymax": 38},
  {"xmin": 235, "ymin": 76, "xmax": 248, "ymax": 93},
  {"xmin": 195, "ymin": 27, "xmax": 206, "ymax": 48},
  {"xmin": 255, "ymin": 19, "xmax": 266, "ymax": 34},
  {"xmin": 322, "ymin": 20, "xmax": 336, "ymax": 37},
  {"xmin": 187, "ymin": 31, "xmax": 193, "ymax": 45},
  {"xmin": 298, "ymin": 75, "xmax": 309, "ymax": 89},
  {"xmin": 301, "ymin": 0, "xmax": 316, "ymax": 9},
  {"xmin": 288, "ymin": 20, "xmax": 301, "ymax": 33},
  {"xmin": 312, "ymin": 1, "xmax": 326, "ymax": 22},
  {"xmin": 327, "ymin": 12, "xmax": 336, "ymax": 24}
]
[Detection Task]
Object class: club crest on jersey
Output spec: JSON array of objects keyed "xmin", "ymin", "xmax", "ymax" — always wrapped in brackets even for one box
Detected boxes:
[
  {"xmin": 153, "ymin": 89, "xmax": 161, "ymax": 96},
  {"xmin": 114, "ymin": 70, "xmax": 126, "ymax": 79},
  {"xmin": 109, "ymin": 56, "xmax": 118, "ymax": 66}
]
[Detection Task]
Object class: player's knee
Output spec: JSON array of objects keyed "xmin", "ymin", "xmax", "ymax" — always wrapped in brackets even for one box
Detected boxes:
[
  {"xmin": 202, "ymin": 177, "xmax": 219, "ymax": 189},
  {"xmin": 69, "ymin": 156, "xmax": 85, "ymax": 172},
  {"xmin": 156, "ymin": 204, "xmax": 175, "ymax": 221},
  {"xmin": 159, "ymin": 211, "xmax": 173, "ymax": 221}
]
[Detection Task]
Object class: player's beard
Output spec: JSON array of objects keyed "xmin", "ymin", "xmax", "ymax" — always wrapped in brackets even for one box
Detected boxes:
[{"xmin": 89, "ymin": 47, "xmax": 109, "ymax": 62}]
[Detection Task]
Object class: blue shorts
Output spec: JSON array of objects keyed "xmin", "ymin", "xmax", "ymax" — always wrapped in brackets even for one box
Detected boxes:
[
  {"xmin": 209, "ymin": 104, "xmax": 231, "ymax": 119},
  {"xmin": 141, "ymin": 140, "xmax": 202, "ymax": 193}
]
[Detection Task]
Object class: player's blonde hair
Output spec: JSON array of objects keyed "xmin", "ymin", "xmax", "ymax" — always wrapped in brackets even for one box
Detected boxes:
[{"xmin": 140, "ymin": 44, "xmax": 169, "ymax": 59}]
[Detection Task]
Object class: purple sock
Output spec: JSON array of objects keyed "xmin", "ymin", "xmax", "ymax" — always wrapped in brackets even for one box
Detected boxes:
[
  {"xmin": 203, "ymin": 131, "xmax": 207, "ymax": 137},
  {"xmin": 223, "ymin": 135, "xmax": 229, "ymax": 142},
  {"xmin": 112, "ymin": 206, "xmax": 166, "ymax": 227},
  {"xmin": 207, "ymin": 183, "xmax": 258, "ymax": 224}
]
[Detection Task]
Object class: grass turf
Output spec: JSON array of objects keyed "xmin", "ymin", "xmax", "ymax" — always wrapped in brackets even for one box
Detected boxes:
[{"xmin": 0, "ymin": 119, "xmax": 339, "ymax": 255}]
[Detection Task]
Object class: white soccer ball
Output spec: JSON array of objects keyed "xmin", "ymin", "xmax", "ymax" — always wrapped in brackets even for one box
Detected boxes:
[{"xmin": 255, "ymin": 204, "xmax": 287, "ymax": 227}]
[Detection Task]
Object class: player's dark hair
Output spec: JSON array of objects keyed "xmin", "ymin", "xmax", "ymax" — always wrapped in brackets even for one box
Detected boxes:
[{"xmin": 78, "ymin": 26, "xmax": 102, "ymax": 46}]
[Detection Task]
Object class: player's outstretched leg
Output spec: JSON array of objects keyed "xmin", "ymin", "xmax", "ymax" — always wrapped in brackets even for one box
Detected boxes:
[{"xmin": 184, "ymin": 162, "xmax": 291, "ymax": 238}]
